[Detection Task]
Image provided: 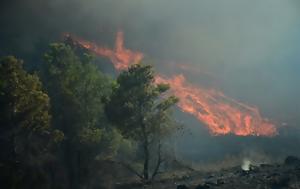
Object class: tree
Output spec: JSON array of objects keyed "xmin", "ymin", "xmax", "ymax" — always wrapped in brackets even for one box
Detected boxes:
[
  {"xmin": 105, "ymin": 64, "xmax": 178, "ymax": 181},
  {"xmin": 0, "ymin": 56, "xmax": 63, "ymax": 189},
  {"xmin": 42, "ymin": 43, "xmax": 122, "ymax": 188}
]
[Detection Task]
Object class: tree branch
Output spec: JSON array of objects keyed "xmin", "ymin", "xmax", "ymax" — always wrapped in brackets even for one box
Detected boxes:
[
  {"xmin": 112, "ymin": 160, "xmax": 144, "ymax": 180},
  {"xmin": 151, "ymin": 140, "xmax": 163, "ymax": 180}
]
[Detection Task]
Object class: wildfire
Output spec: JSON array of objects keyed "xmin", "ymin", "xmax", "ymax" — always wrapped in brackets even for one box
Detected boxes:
[
  {"xmin": 66, "ymin": 31, "xmax": 278, "ymax": 136},
  {"xmin": 64, "ymin": 31, "xmax": 143, "ymax": 70},
  {"xmin": 155, "ymin": 75, "xmax": 277, "ymax": 136}
]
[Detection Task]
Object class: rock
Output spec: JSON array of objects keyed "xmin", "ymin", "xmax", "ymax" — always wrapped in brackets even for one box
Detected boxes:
[
  {"xmin": 194, "ymin": 184, "xmax": 210, "ymax": 189},
  {"xmin": 284, "ymin": 156, "xmax": 300, "ymax": 166},
  {"xmin": 270, "ymin": 175, "xmax": 290, "ymax": 188},
  {"xmin": 177, "ymin": 184, "xmax": 189, "ymax": 189},
  {"xmin": 240, "ymin": 170, "xmax": 250, "ymax": 176},
  {"xmin": 205, "ymin": 180, "xmax": 218, "ymax": 186},
  {"xmin": 260, "ymin": 163, "xmax": 272, "ymax": 168},
  {"xmin": 216, "ymin": 178, "xmax": 225, "ymax": 185}
]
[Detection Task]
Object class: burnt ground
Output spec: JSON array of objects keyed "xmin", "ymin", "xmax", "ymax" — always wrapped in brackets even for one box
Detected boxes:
[{"xmin": 116, "ymin": 156, "xmax": 300, "ymax": 189}]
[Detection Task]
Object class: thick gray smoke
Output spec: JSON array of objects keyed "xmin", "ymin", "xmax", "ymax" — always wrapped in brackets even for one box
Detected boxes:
[{"xmin": 1, "ymin": 0, "xmax": 300, "ymax": 163}]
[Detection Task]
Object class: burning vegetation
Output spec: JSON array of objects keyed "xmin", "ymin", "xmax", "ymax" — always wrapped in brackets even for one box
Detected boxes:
[
  {"xmin": 67, "ymin": 31, "xmax": 277, "ymax": 137},
  {"xmin": 64, "ymin": 31, "xmax": 143, "ymax": 70}
]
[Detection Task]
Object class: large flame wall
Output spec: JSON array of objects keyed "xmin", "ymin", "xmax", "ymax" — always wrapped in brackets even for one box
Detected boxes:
[{"xmin": 65, "ymin": 31, "xmax": 277, "ymax": 137}]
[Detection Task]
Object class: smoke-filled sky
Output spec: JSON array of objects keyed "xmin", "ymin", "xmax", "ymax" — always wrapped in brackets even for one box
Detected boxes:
[{"xmin": 1, "ymin": 0, "xmax": 300, "ymax": 161}]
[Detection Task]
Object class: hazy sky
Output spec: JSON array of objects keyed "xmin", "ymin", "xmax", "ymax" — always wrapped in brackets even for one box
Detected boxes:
[{"xmin": 1, "ymin": 0, "xmax": 300, "ymax": 162}]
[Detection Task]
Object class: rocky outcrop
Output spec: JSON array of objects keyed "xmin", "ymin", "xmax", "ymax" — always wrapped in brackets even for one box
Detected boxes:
[
  {"xmin": 115, "ymin": 156, "xmax": 300, "ymax": 189},
  {"xmin": 284, "ymin": 156, "xmax": 300, "ymax": 166},
  {"xmin": 177, "ymin": 184, "xmax": 189, "ymax": 189},
  {"xmin": 186, "ymin": 157, "xmax": 300, "ymax": 189}
]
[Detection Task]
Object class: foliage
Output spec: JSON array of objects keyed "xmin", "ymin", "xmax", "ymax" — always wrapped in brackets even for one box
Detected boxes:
[
  {"xmin": 0, "ymin": 44, "xmax": 179, "ymax": 187},
  {"xmin": 0, "ymin": 56, "xmax": 51, "ymax": 132},
  {"xmin": 78, "ymin": 127, "xmax": 103, "ymax": 144},
  {"xmin": 0, "ymin": 56, "xmax": 63, "ymax": 188},
  {"xmin": 42, "ymin": 43, "xmax": 125, "ymax": 188},
  {"xmin": 106, "ymin": 64, "xmax": 178, "ymax": 139},
  {"xmin": 105, "ymin": 64, "xmax": 178, "ymax": 180},
  {"xmin": 42, "ymin": 43, "xmax": 112, "ymax": 144}
]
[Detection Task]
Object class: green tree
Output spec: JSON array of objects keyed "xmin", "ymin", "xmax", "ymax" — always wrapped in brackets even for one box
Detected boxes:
[
  {"xmin": 0, "ymin": 56, "xmax": 63, "ymax": 189},
  {"xmin": 105, "ymin": 64, "xmax": 178, "ymax": 181},
  {"xmin": 42, "ymin": 43, "xmax": 121, "ymax": 188}
]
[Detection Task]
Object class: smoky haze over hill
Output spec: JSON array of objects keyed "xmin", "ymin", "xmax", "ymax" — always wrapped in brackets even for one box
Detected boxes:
[{"xmin": 1, "ymin": 0, "xmax": 300, "ymax": 162}]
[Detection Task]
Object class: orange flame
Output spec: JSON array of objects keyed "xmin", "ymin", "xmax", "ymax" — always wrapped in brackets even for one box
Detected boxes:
[
  {"xmin": 64, "ymin": 31, "xmax": 143, "ymax": 70},
  {"xmin": 155, "ymin": 75, "xmax": 277, "ymax": 136},
  {"xmin": 66, "ymin": 31, "xmax": 277, "ymax": 136}
]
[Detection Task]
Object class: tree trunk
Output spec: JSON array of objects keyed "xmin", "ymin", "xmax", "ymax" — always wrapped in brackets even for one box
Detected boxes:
[
  {"xmin": 142, "ymin": 124, "xmax": 149, "ymax": 180},
  {"xmin": 143, "ymin": 139, "xmax": 149, "ymax": 180},
  {"xmin": 77, "ymin": 150, "xmax": 81, "ymax": 189},
  {"xmin": 151, "ymin": 141, "xmax": 162, "ymax": 180},
  {"xmin": 65, "ymin": 141, "xmax": 80, "ymax": 189}
]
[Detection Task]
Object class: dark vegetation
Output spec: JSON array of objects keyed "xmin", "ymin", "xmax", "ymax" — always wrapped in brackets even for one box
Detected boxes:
[{"xmin": 0, "ymin": 42, "xmax": 179, "ymax": 189}]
